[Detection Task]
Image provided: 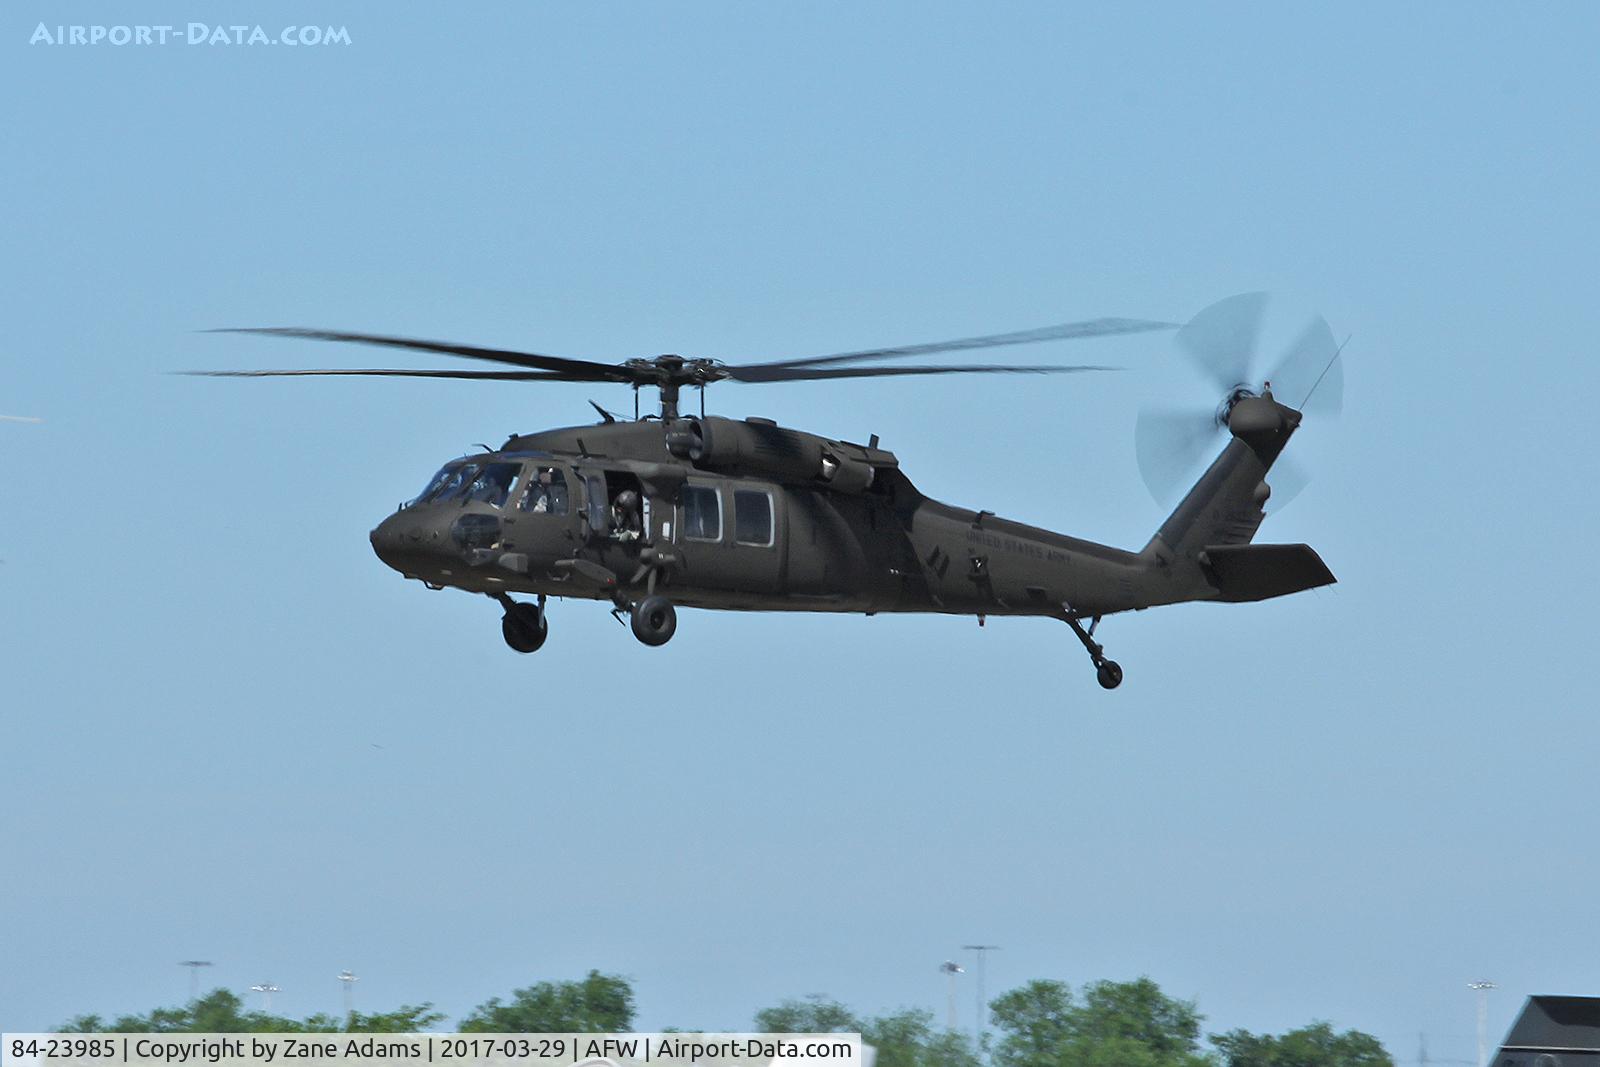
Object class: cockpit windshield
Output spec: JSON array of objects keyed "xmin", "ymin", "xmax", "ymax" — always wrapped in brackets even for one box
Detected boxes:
[
  {"xmin": 409, "ymin": 462, "xmax": 480, "ymax": 507},
  {"xmin": 464, "ymin": 463, "xmax": 521, "ymax": 508},
  {"xmin": 410, "ymin": 463, "xmax": 462, "ymax": 506}
]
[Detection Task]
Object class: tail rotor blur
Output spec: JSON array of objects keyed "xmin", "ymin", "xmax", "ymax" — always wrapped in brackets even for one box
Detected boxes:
[{"xmin": 1135, "ymin": 293, "xmax": 1342, "ymax": 512}]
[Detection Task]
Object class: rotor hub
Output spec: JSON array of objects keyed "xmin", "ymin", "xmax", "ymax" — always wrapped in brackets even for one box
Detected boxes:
[{"xmin": 1215, "ymin": 384, "xmax": 1261, "ymax": 428}]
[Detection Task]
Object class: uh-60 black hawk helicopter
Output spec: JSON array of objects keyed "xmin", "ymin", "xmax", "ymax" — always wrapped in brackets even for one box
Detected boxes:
[{"xmin": 195, "ymin": 292, "xmax": 1342, "ymax": 690}]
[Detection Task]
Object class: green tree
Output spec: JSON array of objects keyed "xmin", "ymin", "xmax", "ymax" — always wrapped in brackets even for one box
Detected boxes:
[
  {"xmin": 340, "ymin": 1006, "xmax": 448, "ymax": 1033},
  {"xmin": 755, "ymin": 999, "xmax": 979, "ymax": 1067},
  {"xmin": 1077, "ymin": 978, "xmax": 1205, "ymax": 1060},
  {"xmin": 863, "ymin": 1009, "xmax": 979, "ymax": 1067},
  {"xmin": 460, "ymin": 971, "xmax": 634, "ymax": 1032},
  {"xmin": 59, "ymin": 989, "xmax": 440, "ymax": 1034},
  {"xmin": 1211, "ymin": 1023, "xmax": 1392, "ymax": 1067},
  {"xmin": 919, "ymin": 1030, "xmax": 983, "ymax": 1067},
  {"xmin": 991, "ymin": 977, "xmax": 1212, "ymax": 1067},
  {"xmin": 990, "ymin": 980, "xmax": 1076, "ymax": 1067},
  {"xmin": 755, "ymin": 996, "xmax": 862, "ymax": 1034}
]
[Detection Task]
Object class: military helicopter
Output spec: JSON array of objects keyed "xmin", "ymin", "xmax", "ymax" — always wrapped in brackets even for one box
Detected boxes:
[{"xmin": 193, "ymin": 293, "xmax": 1340, "ymax": 689}]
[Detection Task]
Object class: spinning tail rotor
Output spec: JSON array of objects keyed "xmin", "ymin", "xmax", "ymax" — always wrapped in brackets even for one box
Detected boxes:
[{"xmin": 1135, "ymin": 292, "xmax": 1343, "ymax": 512}]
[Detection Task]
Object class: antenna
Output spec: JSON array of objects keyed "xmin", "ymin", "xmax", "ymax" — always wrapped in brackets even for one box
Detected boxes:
[
  {"xmin": 1469, "ymin": 980, "xmax": 1497, "ymax": 1067},
  {"xmin": 1298, "ymin": 333, "xmax": 1350, "ymax": 411},
  {"xmin": 963, "ymin": 945, "xmax": 1001, "ymax": 1057},
  {"xmin": 178, "ymin": 960, "xmax": 213, "ymax": 1000},
  {"xmin": 940, "ymin": 961, "xmax": 965, "ymax": 1031}
]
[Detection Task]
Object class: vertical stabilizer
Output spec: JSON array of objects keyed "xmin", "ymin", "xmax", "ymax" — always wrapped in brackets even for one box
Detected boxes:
[{"xmin": 1143, "ymin": 392, "xmax": 1299, "ymax": 562}]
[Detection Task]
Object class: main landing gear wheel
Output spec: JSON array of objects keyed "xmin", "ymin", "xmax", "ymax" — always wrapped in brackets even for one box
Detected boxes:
[
  {"xmin": 498, "ymin": 596, "xmax": 548, "ymax": 654},
  {"xmin": 1064, "ymin": 610, "xmax": 1124, "ymax": 690},
  {"xmin": 630, "ymin": 595, "xmax": 677, "ymax": 647}
]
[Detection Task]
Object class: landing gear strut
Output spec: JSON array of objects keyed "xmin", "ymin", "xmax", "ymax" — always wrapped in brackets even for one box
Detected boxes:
[
  {"xmin": 1064, "ymin": 611, "xmax": 1122, "ymax": 690},
  {"xmin": 496, "ymin": 593, "xmax": 547, "ymax": 653}
]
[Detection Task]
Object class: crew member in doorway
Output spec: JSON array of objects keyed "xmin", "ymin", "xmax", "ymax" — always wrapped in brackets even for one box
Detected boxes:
[{"xmin": 611, "ymin": 489, "xmax": 643, "ymax": 541}]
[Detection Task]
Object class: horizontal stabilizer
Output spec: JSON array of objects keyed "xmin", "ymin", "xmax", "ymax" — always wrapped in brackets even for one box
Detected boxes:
[{"xmin": 1200, "ymin": 543, "xmax": 1335, "ymax": 603}]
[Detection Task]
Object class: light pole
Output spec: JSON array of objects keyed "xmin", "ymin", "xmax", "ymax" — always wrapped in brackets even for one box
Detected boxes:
[
  {"xmin": 251, "ymin": 983, "xmax": 280, "ymax": 1012},
  {"xmin": 1469, "ymin": 980, "xmax": 1497, "ymax": 1067},
  {"xmin": 178, "ymin": 961, "xmax": 213, "ymax": 1001},
  {"xmin": 963, "ymin": 945, "xmax": 1000, "ymax": 1057},
  {"xmin": 940, "ymin": 962, "xmax": 965, "ymax": 1031},
  {"xmin": 338, "ymin": 971, "xmax": 359, "ymax": 1016}
]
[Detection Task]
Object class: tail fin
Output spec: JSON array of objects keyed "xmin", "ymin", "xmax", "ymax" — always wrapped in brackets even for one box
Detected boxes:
[
  {"xmin": 1143, "ymin": 392, "xmax": 1298, "ymax": 560},
  {"xmin": 1140, "ymin": 391, "xmax": 1336, "ymax": 601}
]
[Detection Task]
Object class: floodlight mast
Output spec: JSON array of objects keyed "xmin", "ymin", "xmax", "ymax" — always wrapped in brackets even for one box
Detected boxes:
[
  {"xmin": 251, "ymin": 982, "xmax": 280, "ymax": 1012},
  {"xmin": 338, "ymin": 970, "xmax": 359, "ymax": 1015},
  {"xmin": 178, "ymin": 961, "xmax": 213, "ymax": 1000},
  {"xmin": 940, "ymin": 961, "xmax": 965, "ymax": 1031},
  {"xmin": 963, "ymin": 945, "xmax": 1001, "ymax": 1058},
  {"xmin": 1468, "ymin": 981, "xmax": 1496, "ymax": 1067}
]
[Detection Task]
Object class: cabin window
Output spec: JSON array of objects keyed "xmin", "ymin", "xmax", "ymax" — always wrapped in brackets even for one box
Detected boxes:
[
  {"xmin": 463, "ymin": 462, "xmax": 521, "ymax": 508},
  {"xmin": 733, "ymin": 490, "xmax": 774, "ymax": 547},
  {"xmin": 681, "ymin": 485, "xmax": 722, "ymax": 541},
  {"xmin": 584, "ymin": 474, "xmax": 609, "ymax": 534},
  {"xmin": 518, "ymin": 466, "xmax": 569, "ymax": 515}
]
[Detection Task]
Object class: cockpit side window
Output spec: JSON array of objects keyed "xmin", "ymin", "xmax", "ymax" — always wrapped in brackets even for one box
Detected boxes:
[
  {"xmin": 464, "ymin": 462, "xmax": 521, "ymax": 508},
  {"xmin": 518, "ymin": 467, "xmax": 569, "ymax": 515}
]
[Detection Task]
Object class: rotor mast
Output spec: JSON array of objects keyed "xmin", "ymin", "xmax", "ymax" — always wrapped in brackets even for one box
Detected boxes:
[
  {"xmin": 655, "ymin": 356, "xmax": 684, "ymax": 420},
  {"xmin": 625, "ymin": 354, "xmax": 712, "ymax": 420}
]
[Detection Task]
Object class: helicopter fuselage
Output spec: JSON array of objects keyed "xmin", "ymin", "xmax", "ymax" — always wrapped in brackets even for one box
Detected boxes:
[
  {"xmin": 203, "ymin": 295, "xmax": 1339, "ymax": 687},
  {"xmin": 367, "ymin": 414, "xmax": 1269, "ymax": 624}
]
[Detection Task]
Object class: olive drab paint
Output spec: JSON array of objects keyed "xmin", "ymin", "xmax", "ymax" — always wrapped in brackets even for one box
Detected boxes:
[{"xmin": 196, "ymin": 299, "xmax": 1337, "ymax": 689}]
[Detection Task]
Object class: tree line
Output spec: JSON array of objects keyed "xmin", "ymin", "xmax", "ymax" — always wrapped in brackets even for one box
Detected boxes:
[{"xmin": 60, "ymin": 971, "xmax": 1392, "ymax": 1067}]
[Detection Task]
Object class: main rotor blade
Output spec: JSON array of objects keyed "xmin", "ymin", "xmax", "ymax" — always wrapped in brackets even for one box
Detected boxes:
[
  {"xmin": 725, "ymin": 363, "xmax": 1116, "ymax": 383},
  {"xmin": 181, "ymin": 368, "xmax": 584, "ymax": 382},
  {"xmin": 1266, "ymin": 314, "xmax": 1343, "ymax": 422},
  {"xmin": 1134, "ymin": 406, "xmax": 1225, "ymax": 506},
  {"xmin": 742, "ymin": 317, "xmax": 1177, "ymax": 373},
  {"xmin": 209, "ymin": 327, "xmax": 632, "ymax": 381},
  {"xmin": 1174, "ymin": 292, "xmax": 1268, "ymax": 395}
]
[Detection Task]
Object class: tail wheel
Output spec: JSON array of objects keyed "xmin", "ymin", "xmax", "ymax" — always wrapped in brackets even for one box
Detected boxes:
[
  {"xmin": 630, "ymin": 595, "xmax": 677, "ymax": 647},
  {"xmin": 1096, "ymin": 660, "xmax": 1124, "ymax": 690},
  {"xmin": 501, "ymin": 603, "xmax": 548, "ymax": 653}
]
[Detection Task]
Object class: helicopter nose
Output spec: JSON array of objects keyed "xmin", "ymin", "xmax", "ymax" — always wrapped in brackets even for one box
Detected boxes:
[{"xmin": 370, "ymin": 511, "xmax": 440, "ymax": 576}]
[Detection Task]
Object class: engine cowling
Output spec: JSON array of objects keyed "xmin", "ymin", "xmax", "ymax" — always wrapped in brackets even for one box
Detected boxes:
[{"xmin": 666, "ymin": 416, "xmax": 877, "ymax": 493}]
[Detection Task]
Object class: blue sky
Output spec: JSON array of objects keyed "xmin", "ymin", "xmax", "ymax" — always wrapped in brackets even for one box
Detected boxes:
[{"xmin": 3, "ymin": 1, "xmax": 1598, "ymax": 1059}]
